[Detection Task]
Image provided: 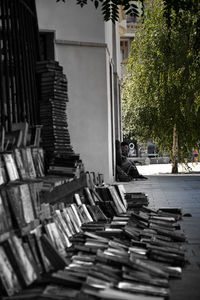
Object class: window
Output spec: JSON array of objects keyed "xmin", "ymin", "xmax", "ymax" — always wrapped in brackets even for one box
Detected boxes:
[{"xmin": 120, "ymin": 39, "xmax": 129, "ymax": 61}]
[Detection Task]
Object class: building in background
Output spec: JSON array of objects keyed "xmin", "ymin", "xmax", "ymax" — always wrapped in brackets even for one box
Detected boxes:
[
  {"xmin": 119, "ymin": 1, "xmax": 140, "ymax": 79},
  {"xmin": 36, "ymin": 0, "xmax": 122, "ymax": 183}
]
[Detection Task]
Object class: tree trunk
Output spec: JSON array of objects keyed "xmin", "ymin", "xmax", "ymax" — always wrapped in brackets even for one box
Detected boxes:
[{"xmin": 172, "ymin": 124, "xmax": 178, "ymax": 173}]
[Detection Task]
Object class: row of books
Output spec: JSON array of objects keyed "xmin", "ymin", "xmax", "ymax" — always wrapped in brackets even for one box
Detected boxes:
[
  {"xmin": 0, "ymin": 123, "xmax": 42, "ymax": 152},
  {"xmin": 0, "ymin": 147, "xmax": 45, "ymax": 185},
  {"xmin": 0, "ymin": 123, "xmax": 85, "ymax": 191},
  {"xmin": 0, "ymin": 182, "xmax": 41, "ymax": 234}
]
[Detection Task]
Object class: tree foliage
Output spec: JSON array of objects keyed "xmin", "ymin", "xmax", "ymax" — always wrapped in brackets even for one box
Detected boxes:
[
  {"xmin": 56, "ymin": 0, "xmax": 143, "ymax": 22},
  {"xmin": 56, "ymin": 0, "xmax": 200, "ymax": 25},
  {"xmin": 122, "ymin": 0, "xmax": 200, "ymax": 163}
]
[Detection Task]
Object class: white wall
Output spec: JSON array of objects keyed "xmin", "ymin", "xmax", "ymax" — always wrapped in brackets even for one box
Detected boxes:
[
  {"xmin": 57, "ymin": 44, "xmax": 112, "ymax": 180},
  {"xmin": 36, "ymin": 0, "xmax": 105, "ymax": 43},
  {"xmin": 36, "ymin": 0, "xmax": 118, "ymax": 182}
]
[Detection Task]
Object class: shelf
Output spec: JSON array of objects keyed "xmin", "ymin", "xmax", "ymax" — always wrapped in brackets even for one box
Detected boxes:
[{"xmin": 40, "ymin": 173, "xmax": 87, "ymax": 204}]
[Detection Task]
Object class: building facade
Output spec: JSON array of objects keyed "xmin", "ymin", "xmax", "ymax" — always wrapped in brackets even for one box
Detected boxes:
[{"xmin": 36, "ymin": 0, "xmax": 122, "ymax": 183}]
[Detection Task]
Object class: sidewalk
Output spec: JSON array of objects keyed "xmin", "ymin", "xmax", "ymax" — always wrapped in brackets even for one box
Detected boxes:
[
  {"xmin": 122, "ymin": 174, "xmax": 200, "ymax": 300},
  {"xmin": 137, "ymin": 162, "xmax": 200, "ymax": 175}
]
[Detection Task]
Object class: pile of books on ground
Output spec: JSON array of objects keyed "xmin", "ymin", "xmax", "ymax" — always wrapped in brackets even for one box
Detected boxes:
[
  {"xmin": 0, "ymin": 170, "xmax": 187, "ymax": 300},
  {"xmin": 37, "ymin": 60, "xmax": 83, "ymax": 178},
  {"xmin": 125, "ymin": 192, "xmax": 149, "ymax": 208}
]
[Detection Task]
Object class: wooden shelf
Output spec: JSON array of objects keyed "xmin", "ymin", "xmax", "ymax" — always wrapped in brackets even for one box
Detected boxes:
[{"xmin": 40, "ymin": 173, "xmax": 87, "ymax": 204}]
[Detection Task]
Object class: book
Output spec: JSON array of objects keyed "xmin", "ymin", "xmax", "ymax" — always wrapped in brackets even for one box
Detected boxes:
[
  {"xmin": 42, "ymin": 284, "xmax": 79, "ymax": 299},
  {"xmin": 74, "ymin": 193, "xmax": 82, "ymax": 206},
  {"xmin": 55, "ymin": 210, "xmax": 72, "ymax": 238},
  {"xmin": 66, "ymin": 207, "xmax": 81, "ymax": 233},
  {"xmin": 3, "ymin": 153, "xmax": 20, "ymax": 181},
  {"xmin": 30, "ymin": 125, "xmax": 43, "ymax": 148},
  {"xmin": 82, "ymin": 285, "xmax": 163, "ymax": 300},
  {"xmin": 6, "ymin": 186, "xmax": 27, "ymax": 228},
  {"xmin": 129, "ymin": 257, "xmax": 169, "ymax": 279},
  {"xmin": 45, "ymin": 223, "xmax": 66, "ymax": 255},
  {"xmin": 0, "ymin": 192, "xmax": 13, "ymax": 234},
  {"xmin": 62, "ymin": 208, "xmax": 76, "ymax": 236},
  {"xmin": 13, "ymin": 148, "xmax": 27, "ymax": 180},
  {"xmin": 0, "ymin": 156, "xmax": 7, "ymax": 185},
  {"xmin": 87, "ymin": 205, "xmax": 107, "ymax": 222},
  {"xmin": 31, "ymin": 147, "xmax": 45, "ymax": 177},
  {"xmin": 0, "ymin": 246, "xmax": 21, "ymax": 296},
  {"xmin": 80, "ymin": 204, "xmax": 93, "ymax": 223},
  {"xmin": 6, "ymin": 235, "xmax": 37, "ymax": 286},
  {"xmin": 4, "ymin": 130, "xmax": 23, "ymax": 149},
  {"xmin": 54, "ymin": 218, "xmax": 72, "ymax": 248},
  {"xmin": 23, "ymin": 241, "xmax": 40, "ymax": 276},
  {"xmin": 19, "ymin": 184, "xmax": 35, "ymax": 224},
  {"xmin": 25, "ymin": 147, "xmax": 37, "ymax": 178},
  {"xmin": 26, "ymin": 234, "xmax": 43, "ymax": 274},
  {"xmin": 122, "ymin": 266, "xmax": 169, "ymax": 287},
  {"xmin": 0, "ymin": 126, "xmax": 5, "ymax": 151},
  {"xmin": 40, "ymin": 234, "xmax": 68, "ymax": 270},
  {"xmin": 118, "ymin": 281, "xmax": 169, "ymax": 297},
  {"xmin": 115, "ymin": 184, "xmax": 127, "ymax": 209},
  {"xmin": 31, "ymin": 229, "xmax": 52, "ymax": 273},
  {"xmin": 84, "ymin": 187, "xmax": 95, "ymax": 206},
  {"xmin": 108, "ymin": 186, "xmax": 126, "ymax": 214},
  {"xmin": 1, "ymin": 191, "xmax": 13, "ymax": 228},
  {"xmin": 11, "ymin": 122, "xmax": 29, "ymax": 147},
  {"xmin": 20, "ymin": 148, "xmax": 31, "ymax": 179}
]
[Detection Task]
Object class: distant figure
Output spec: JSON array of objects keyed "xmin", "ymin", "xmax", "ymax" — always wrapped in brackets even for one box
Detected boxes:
[
  {"xmin": 116, "ymin": 140, "xmax": 147, "ymax": 181},
  {"xmin": 193, "ymin": 149, "xmax": 199, "ymax": 163},
  {"xmin": 128, "ymin": 143, "xmax": 137, "ymax": 157},
  {"xmin": 147, "ymin": 141, "xmax": 155, "ymax": 155}
]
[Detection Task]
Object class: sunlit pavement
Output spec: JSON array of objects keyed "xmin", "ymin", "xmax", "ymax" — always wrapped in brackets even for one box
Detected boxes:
[{"xmin": 137, "ymin": 162, "xmax": 200, "ymax": 175}]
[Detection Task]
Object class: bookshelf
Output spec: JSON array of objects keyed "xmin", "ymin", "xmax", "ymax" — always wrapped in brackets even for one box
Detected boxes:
[{"xmin": 40, "ymin": 172, "xmax": 87, "ymax": 204}]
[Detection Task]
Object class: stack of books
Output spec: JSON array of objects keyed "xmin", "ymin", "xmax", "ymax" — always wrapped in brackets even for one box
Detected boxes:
[
  {"xmin": 125, "ymin": 192, "xmax": 149, "ymax": 208},
  {"xmin": 37, "ymin": 61, "xmax": 83, "ymax": 178}
]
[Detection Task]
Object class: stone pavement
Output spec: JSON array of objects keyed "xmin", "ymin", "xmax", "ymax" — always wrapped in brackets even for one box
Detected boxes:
[{"xmin": 122, "ymin": 174, "xmax": 200, "ymax": 300}]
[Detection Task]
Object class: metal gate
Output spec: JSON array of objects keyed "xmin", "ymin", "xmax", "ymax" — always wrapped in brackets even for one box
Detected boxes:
[{"xmin": 0, "ymin": 0, "xmax": 40, "ymax": 130}]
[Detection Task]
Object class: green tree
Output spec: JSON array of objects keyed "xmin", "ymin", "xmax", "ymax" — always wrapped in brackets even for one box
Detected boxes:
[
  {"xmin": 56, "ymin": 0, "xmax": 200, "ymax": 27},
  {"xmin": 122, "ymin": 0, "xmax": 200, "ymax": 173}
]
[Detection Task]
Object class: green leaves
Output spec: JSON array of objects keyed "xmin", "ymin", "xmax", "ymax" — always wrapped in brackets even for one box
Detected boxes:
[
  {"xmin": 56, "ymin": 0, "xmax": 142, "ymax": 22},
  {"xmin": 56, "ymin": 0, "xmax": 199, "ymax": 25},
  {"xmin": 122, "ymin": 0, "xmax": 200, "ymax": 159}
]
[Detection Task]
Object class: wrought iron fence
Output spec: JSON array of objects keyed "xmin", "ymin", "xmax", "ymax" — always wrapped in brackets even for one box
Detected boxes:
[{"xmin": 0, "ymin": 0, "xmax": 40, "ymax": 130}]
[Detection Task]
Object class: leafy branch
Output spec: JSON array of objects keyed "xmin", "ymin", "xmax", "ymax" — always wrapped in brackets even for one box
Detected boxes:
[{"xmin": 56, "ymin": 0, "xmax": 142, "ymax": 22}]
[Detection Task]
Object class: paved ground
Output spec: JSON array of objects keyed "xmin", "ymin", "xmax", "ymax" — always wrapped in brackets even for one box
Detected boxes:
[
  {"xmin": 122, "ymin": 173, "xmax": 200, "ymax": 300},
  {"xmin": 137, "ymin": 162, "xmax": 200, "ymax": 175}
]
